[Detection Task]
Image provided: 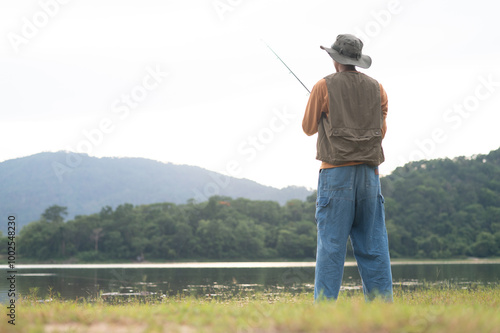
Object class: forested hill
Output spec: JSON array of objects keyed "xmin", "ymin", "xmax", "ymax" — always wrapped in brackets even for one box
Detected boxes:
[
  {"xmin": 381, "ymin": 147, "xmax": 500, "ymax": 258},
  {"xmin": 0, "ymin": 152, "xmax": 312, "ymax": 231},
  {"xmin": 8, "ymin": 147, "xmax": 500, "ymax": 261}
]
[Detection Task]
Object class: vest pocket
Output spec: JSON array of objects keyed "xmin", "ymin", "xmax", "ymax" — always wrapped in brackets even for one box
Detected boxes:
[{"xmin": 328, "ymin": 129, "xmax": 383, "ymax": 165}]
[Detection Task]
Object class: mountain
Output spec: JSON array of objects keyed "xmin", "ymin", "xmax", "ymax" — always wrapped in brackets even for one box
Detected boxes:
[{"xmin": 0, "ymin": 152, "xmax": 313, "ymax": 231}]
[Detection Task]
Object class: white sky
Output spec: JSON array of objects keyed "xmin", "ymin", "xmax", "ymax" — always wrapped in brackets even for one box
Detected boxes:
[{"xmin": 1, "ymin": 0, "xmax": 499, "ymax": 189}]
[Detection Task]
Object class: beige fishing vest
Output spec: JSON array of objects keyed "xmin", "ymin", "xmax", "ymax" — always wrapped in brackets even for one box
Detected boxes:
[{"xmin": 317, "ymin": 71, "xmax": 384, "ymax": 166}]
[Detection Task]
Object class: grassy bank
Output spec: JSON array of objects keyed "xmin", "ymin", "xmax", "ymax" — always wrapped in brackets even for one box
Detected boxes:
[{"xmin": 3, "ymin": 286, "xmax": 500, "ymax": 333}]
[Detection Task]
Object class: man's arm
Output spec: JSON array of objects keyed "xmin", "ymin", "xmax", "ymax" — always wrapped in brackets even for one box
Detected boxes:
[{"xmin": 302, "ymin": 79, "xmax": 329, "ymax": 136}]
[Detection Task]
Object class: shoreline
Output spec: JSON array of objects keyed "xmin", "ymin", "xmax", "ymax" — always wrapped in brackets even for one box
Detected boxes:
[{"xmin": 4, "ymin": 258, "xmax": 500, "ymax": 270}]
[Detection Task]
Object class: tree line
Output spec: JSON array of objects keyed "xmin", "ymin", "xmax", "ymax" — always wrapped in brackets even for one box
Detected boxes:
[
  {"xmin": 15, "ymin": 196, "xmax": 318, "ymax": 262},
  {"xmin": 6, "ymin": 148, "xmax": 500, "ymax": 261},
  {"xmin": 381, "ymin": 149, "xmax": 500, "ymax": 258}
]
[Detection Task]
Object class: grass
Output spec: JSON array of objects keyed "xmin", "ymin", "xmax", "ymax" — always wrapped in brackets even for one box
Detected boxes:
[{"xmin": 3, "ymin": 285, "xmax": 500, "ymax": 333}]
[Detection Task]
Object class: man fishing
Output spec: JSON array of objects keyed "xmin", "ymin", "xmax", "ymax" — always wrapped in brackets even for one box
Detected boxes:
[{"xmin": 302, "ymin": 34, "xmax": 393, "ymax": 301}]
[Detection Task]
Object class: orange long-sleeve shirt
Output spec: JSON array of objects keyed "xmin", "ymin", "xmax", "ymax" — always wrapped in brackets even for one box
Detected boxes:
[{"xmin": 302, "ymin": 74, "xmax": 388, "ymax": 169}]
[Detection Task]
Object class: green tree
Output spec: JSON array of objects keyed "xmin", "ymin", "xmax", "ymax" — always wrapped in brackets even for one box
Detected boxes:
[
  {"xmin": 470, "ymin": 232, "xmax": 498, "ymax": 257},
  {"xmin": 19, "ymin": 220, "xmax": 57, "ymax": 260},
  {"xmin": 41, "ymin": 205, "xmax": 68, "ymax": 223},
  {"xmin": 0, "ymin": 232, "xmax": 8, "ymax": 255}
]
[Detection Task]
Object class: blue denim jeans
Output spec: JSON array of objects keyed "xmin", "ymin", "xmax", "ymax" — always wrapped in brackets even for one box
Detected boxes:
[{"xmin": 314, "ymin": 164, "xmax": 393, "ymax": 301}]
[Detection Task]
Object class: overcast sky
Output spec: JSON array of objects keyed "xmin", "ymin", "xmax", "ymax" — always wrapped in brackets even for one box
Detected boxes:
[{"xmin": 1, "ymin": 0, "xmax": 499, "ymax": 189}]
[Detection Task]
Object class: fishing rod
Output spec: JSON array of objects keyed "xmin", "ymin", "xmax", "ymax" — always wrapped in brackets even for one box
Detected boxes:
[{"xmin": 261, "ymin": 39, "xmax": 310, "ymax": 94}]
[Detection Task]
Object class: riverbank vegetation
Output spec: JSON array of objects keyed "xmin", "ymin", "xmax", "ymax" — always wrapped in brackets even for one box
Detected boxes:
[
  {"xmin": 382, "ymin": 149, "xmax": 500, "ymax": 259},
  {"xmin": 4, "ymin": 285, "xmax": 500, "ymax": 333},
  {"xmin": 8, "ymin": 147, "xmax": 500, "ymax": 262}
]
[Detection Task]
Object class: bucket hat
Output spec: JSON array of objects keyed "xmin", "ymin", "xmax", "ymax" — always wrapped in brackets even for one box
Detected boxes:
[{"xmin": 320, "ymin": 34, "xmax": 372, "ymax": 69}]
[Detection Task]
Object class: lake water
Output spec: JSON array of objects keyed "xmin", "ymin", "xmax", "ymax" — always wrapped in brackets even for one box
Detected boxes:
[{"xmin": 2, "ymin": 261, "xmax": 499, "ymax": 303}]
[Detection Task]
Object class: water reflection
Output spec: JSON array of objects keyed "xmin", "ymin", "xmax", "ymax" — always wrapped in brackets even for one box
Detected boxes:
[{"xmin": 1, "ymin": 262, "xmax": 499, "ymax": 303}]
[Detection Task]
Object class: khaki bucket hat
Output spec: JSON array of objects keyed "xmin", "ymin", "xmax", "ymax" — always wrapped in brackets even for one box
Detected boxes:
[{"xmin": 320, "ymin": 34, "xmax": 372, "ymax": 69}]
